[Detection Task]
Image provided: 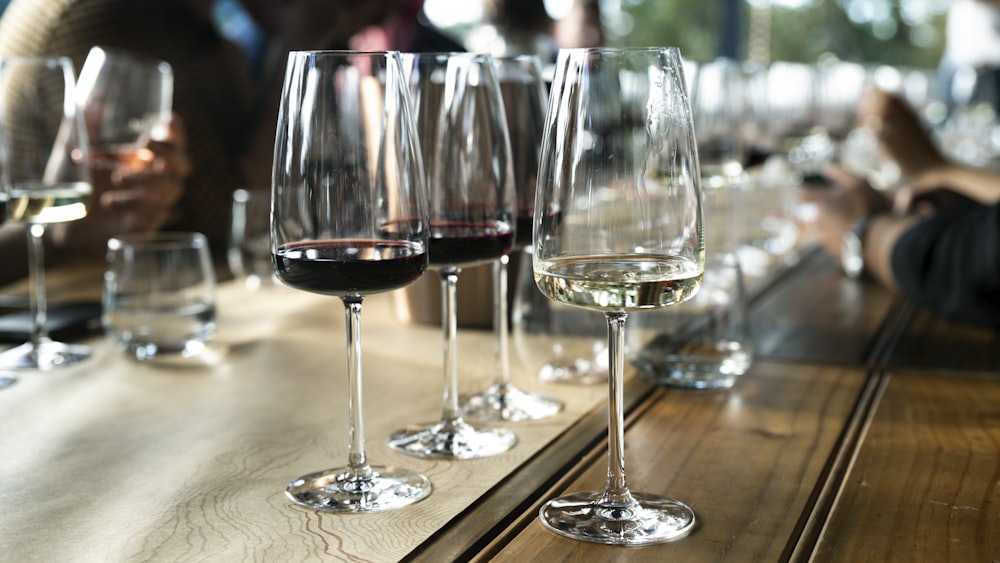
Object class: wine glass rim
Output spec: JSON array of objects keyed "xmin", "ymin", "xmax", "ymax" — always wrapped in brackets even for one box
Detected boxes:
[
  {"xmin": 558, "ymin": 46, "xmax": 682, "ymax": 55},
  {"xmin": 288, "ymin": 49, "xmax": 400, "ymax": 56}
]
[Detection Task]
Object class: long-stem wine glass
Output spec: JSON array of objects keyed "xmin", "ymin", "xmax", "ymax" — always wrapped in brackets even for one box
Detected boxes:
[
  {"xmin": 388, "ymin": 52, "xmax": 517, "ymax": 459},
  {"xmin": 533, "ymin": 47, "xmax": 704, "ymax": 545},
  {"xmin": 0, "ymin": 56, "xmax": 93, "ymax": 371},
  {"xmin": 461, "ymin": 54, "xmax": 562, "ymax": 421},
  {"xmin": 272, "ymin": 50, "xmax": 432, "ymax": 511}
]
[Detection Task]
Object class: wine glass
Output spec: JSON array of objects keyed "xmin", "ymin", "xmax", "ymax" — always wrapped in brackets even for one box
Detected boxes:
[
  {"xmin": 0, "ymin": 56, "xmax": 93, "ymax": 371},
  {"xmin": 74, "ymin": 46, "xmax": 172, "ymax": 170},
  {"xmin": 272, "ymin": 50, "xmax": 432, "ymax": 511},
  {"xmin": 387, "ymin": 52, "xmax": 517, "ymax": 459},
  {"xmin": 533, "ymin": 47, "xmax": 704, "ymax": 545},
  {"xmin": 0, "ymin": 172, "xmax": 12, "ymax": 387},
  {"xmin": 461, "ymin": 54, "xmax": 562, "ymax": 421}
]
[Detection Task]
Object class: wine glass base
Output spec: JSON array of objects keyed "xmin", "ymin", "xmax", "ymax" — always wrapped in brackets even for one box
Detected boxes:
[
  {"xmin": 461, "ymin": 383, "xmax": 563, "ymax": 421},
  {"xmin": 539, "ymin": 490, "xmax": 696, "ymax": 546},
  {"xmin": 388, "ymin": 418, "xmax": 517, "ymax": 459},
  {"xmin": 0, "ymin": 340, "xmax": 91, "ymax": 371},
  {"xmin": 286, "ymin": 465, "xmax": 431, "ymax": 512}
]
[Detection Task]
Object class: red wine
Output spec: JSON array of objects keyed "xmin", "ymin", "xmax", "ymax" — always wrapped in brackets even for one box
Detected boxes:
[
  {"xmin": 274, "ymin": 240, "xmax": 427, "ymax": 296},
  {"xmin": 429, "ymin": 221, "xmax": 513, "ymax": 267}
]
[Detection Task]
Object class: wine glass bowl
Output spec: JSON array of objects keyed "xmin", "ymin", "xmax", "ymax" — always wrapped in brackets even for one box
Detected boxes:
[
  {"xmin": 533, "ymin": 47, "xmax": 704, "ymax": 545},
  {"xmin": 75, "ymin": 46, "xmax": 173, "ymax": 170},
  {"xmin": 387, "ymin": 52, "xmax": 518, "ymax": 458},
  {"xmin": 0, "ymin": 56, "xmax": 93, "ymax": 371},
  {"xmin": 272, "ymin": 50, "xmax": 431, "ymax": 511}
]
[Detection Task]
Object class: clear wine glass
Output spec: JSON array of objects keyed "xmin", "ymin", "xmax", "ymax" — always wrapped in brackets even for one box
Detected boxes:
[
  {"xmin": 387, "ymin": 52, "xmax": 517, "ymax": 459},
  {"xmin": 0, "ymin": 178, "xmax": 12, "ymax": 388},
  {"xmin": 272, "ymin": 50, "xmax": 432, "ymax": 511},
  {"xmin": 533, "ymin": 47, "xmax": 704, "ymax": 545},
  {"xmin": 461, "ymin": 54, "xmax": 562, "ymax": 421},
  {"xmin": 0, "ymin": 56, "xmax": 93, "ymax": 371},
  {"xmin": 75, "ymin": 46, "xmax": 173, "ymax": 170}
]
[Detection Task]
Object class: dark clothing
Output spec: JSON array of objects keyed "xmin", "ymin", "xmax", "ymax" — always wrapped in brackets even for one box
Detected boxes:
[{"xmin": 892, "ymin": 200, "xmax": 1000, "ymax": 328}]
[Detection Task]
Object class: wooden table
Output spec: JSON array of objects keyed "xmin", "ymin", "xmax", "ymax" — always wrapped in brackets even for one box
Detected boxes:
[{"xmin": 1, "ymin": 248, "xmax": 997, "ymax": 562}]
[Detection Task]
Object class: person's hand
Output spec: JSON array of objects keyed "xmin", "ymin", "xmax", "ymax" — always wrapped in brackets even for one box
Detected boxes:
[
  {"xmin": 798, "ymin": 164, "xmax": 891, "ymax": 263},
  {"xmin": 856, "ymin": 88, "xmax": 947, "ymax": 180},
  {"xmin": 50, "ymin": 115, "xmax": 190, "ymax": 258}
]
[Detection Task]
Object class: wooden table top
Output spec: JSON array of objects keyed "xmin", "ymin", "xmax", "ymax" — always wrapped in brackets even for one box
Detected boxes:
[{"xmin": 2, "ymin": 247, "xmax": 997, "ymax": 562}]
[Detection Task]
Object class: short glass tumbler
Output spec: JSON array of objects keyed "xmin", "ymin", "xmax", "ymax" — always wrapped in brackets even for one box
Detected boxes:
[
  {"xmin": 628, "ymin": 252, "xmax": 752, "ymax": 390},
  {"xmin": 103, "ymin": 232, "xmax": 217, "ymax": 361}
]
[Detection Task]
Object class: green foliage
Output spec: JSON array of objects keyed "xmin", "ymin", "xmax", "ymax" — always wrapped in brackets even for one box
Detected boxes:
[{"xmin": 612, "ymin": 0, "xmax": 946, "ymax": 68}]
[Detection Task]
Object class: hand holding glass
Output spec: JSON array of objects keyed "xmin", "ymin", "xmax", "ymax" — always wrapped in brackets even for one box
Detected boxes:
[
  {"xmin": 533, "ymin": 47, "xmax": 704, "ymax": 545},
  {"xmin": 75, "ymin": 46, "xmax": 173, "ymax": 170}
]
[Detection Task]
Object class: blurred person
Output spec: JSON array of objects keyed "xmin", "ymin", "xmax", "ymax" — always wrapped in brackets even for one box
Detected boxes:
[
  {"xmin": 802, "ymin": 88, "xmax": 1000, "ymax": 328},
  {"xmin": 553, "ymin": 0, "xmax": 605, "ymax": 50},
  {"xmin": 0, "ymin": 0, "xmax": 246, "ymax": 286},
  {"xmin": 238, "ymin": 0, "xmax": 464, "ymax": 193},
  {"xmin": 465, "ymin": 0, "xmax": 556, "ymax": 60}
]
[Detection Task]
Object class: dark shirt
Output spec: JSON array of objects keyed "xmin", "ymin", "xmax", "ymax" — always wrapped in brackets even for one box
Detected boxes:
[{"xmin": 892, "ymin": 199, "xmax": 1000, "ymax": 327}]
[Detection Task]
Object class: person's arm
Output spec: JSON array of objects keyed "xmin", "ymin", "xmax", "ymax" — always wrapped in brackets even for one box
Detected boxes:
[
  {"xmin": 898, "ymin": 163, "xmax": 1000, "ymax": 208},
  {"xmin": 891, "ymin": 200, "xmax": 1000, "ymax": 327}
]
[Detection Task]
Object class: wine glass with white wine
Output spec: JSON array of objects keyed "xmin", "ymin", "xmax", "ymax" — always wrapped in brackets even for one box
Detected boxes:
[
  {"xmin": 533, "ymin": 47, "xmax": 704, "ymax": 545},
  {"xmin": 0, "ymin": 56, "xmax": 93, "ymax": 371}
]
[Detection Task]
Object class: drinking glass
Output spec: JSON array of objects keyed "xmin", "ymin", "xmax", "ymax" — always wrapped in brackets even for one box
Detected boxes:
[
  {"xmin": 461, "ymin": 54, "xmax": 562, "ymax": 421},
  {"xmin": 512, "ymin": 246, "xmax": 608, "ymax": 385},
  {"xmin": 533, "ymin": 47, "xmax": 704, "ymax": 545},
  {"xmin": 75, "ymin": 46, "xmax": 173, "ymax": 170},
  {"xmin": 228, "ymin": 188, "xmax": 275, "ymax": 289},
  {"xmin": 388, "ymin": 52, "xmax": 517, "ymax": 459},
  {"xmin": 0, "ymin": 56, "xmax": 93, "ymax": 371},
  {"xmin": 103, "ymin": 232, "xmax": 217, "ymax": 364},
  {"xmin": 272, "ymin": 50, "xmax": 432, "ymax": 511},
  {"xmin": 689, "ymin": 58, "xmax": 748, "ymax": 256},
  {"xmin": 629, "ymin": 252, "xmax": 752, "ymax": 390}
]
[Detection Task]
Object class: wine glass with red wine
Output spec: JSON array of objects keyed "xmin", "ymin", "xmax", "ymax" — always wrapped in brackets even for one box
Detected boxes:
[
  {"xmin": 533, "ymin": 47, "xmax": 704, "ymax": 545},
  {"xmin": 460, "ymin": 54, "xmax": 562, "ymax": 421},
  {"xmin": 272, "ymin": 50, "xmax": 432, "ymax": 511},
  {"xmin": 387, "ymin": 52, "xmax": 517, "ymax": 459}
]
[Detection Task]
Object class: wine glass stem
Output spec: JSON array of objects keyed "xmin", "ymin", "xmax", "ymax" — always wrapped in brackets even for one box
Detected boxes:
[
  {"xmin": 27, "ymin": 224, "xmax": 49, "ymax": 346},
  {"xmin": 492, "ymin": 254, "xmax": 511, "ymax": 388},
  {"xmin": 602, "ymin": 311, "xmax": 638, "ymax": 507},
  {"xmin": 440, "ymin": 268, "xmax": 462, "ymax": 423},
  {"xmin": 342, "ymin": 296, "xmax": 373, "ymax": 480}
]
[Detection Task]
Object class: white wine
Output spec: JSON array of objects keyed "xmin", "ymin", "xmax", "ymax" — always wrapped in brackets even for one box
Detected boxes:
[
  {"xmin": 9, "ymin": 181, "xmax": 92, "ymax": 224},
  {"xmin": 534, "ymin": 254, "xmax": 703, "ymax": 312}
]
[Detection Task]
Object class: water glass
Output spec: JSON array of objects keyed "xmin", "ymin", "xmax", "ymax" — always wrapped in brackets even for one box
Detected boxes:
[
  {"xmin": 629, "ymin": 252, "xmax": 753, "ymax": 390},
  {"xmin": 228, "ymin": 188, "xmax": 275, "ymax": 289},
  {"xmin": 103, "ymin": 232, "xmax": 217, "ymax": 362}
]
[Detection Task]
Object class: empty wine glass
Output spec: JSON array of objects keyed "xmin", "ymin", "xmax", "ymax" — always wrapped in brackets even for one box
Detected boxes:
[
  {"xmin": 388, "ymin": 52, "xmax": 517, "ymax": 459},
  {"xmin": 0, "ymin": 56, "xmax": 93, "ymax": 371},
  {"xmin": 461, "ymin": 54, "xmax": 562, "ymax": 421},
  {"xmin": 272, "ymin": 50, "xmax": 432, "ymax": 511},
  {"xmin": 75, "ymin": 46, "xmax": 172, "ymax": 170},
  {"xmin": 533, "ymin": 47, "xmax": 704, "ymax": 545}
]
